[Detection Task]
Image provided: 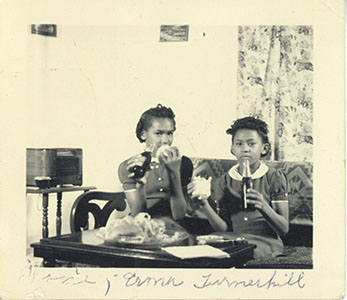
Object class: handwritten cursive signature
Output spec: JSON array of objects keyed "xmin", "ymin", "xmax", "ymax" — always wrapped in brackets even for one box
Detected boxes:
[
  {"xmin": 193, "ymin": 271, "xmax": 305, "ymax": 289},
  {"xmin": 19, "ymin": 261, "xmax": 306, "ymax": 298},
  {"xmin": 104, "ymin": 272, "xmax": 184, "ymax": 296},
  {"xmin": 123, "ymin": 272, "xmax": 184, "ymax": 288}
]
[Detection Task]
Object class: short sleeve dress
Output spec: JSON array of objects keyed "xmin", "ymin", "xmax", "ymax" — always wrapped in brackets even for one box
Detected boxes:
[
  {"xmin": 118, "ymin": 155, "xmax": 193, "ymax": 219},
  {"xmin": 210, "ymin": 162, "xmax": 290, "ymax": 258}
]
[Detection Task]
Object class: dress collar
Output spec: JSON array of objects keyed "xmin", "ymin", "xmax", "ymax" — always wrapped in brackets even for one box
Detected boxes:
[{"xmin": 228, "ymin": 162, "xmax": 268, "ymax": 181}]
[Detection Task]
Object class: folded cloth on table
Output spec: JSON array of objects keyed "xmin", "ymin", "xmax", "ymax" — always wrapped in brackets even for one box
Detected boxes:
[{"xmin": 162, "ymin": 245, "xmax": 230, "ymax": 259}]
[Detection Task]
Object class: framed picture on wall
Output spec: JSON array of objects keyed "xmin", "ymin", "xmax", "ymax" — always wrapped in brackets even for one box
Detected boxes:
[
  {"xmin": 159, "ymin": 25, "xmax": 189, "ymax": 42},
  {"xmin": 31, "ymin": 24, "xmax": 57, "ymax": 37}
]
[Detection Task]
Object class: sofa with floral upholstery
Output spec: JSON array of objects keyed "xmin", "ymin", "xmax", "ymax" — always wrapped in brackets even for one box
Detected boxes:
[{"xmin": 187, "ymin": 157, "xmax": 313, "ymax": 269}]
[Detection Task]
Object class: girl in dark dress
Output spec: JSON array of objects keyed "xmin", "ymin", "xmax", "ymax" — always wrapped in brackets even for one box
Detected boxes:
[{"xmin": 188, "ymin": 117, "xmax": 290, "ymax": 258}]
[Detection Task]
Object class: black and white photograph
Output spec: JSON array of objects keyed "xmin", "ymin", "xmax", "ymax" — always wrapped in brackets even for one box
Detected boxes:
[
  {"xmin": 26, "ymin": 24, "xmax": 313, "ymax": 270},
  {"xmin": 0, "ymin": 1, "xmax": 345, "ymax": 299}
]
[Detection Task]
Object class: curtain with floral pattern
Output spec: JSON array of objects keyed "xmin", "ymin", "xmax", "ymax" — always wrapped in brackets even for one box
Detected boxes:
[{"xmin": 237, "ymin": 26, "xmax": 313, "ymax": 162}]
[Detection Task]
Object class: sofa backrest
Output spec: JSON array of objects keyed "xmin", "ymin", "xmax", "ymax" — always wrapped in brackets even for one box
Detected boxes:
[{"xmin": 191, "ymin": 158, "xmax": 313, "ymax": 227}]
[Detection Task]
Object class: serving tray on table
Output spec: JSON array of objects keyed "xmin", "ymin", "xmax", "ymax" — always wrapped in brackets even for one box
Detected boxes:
[{"xmin": 98, "ymin": 229, "xmax": 190, "ymax": 250}]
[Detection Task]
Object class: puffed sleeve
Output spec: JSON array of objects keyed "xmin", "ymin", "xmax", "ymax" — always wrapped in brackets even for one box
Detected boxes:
[
  {"xmin": 118, "ymin": 160, "xmax": 136, "ymax": 191},
  {"xmin": 267, "ymin": 169, "xmax": 290, "ymax": 201}
]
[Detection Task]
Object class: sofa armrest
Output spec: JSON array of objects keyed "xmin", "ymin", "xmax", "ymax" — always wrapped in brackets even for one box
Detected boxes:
[{"xmin": 282, "ymin": 223, "xmax": 313, "ymax": 247}]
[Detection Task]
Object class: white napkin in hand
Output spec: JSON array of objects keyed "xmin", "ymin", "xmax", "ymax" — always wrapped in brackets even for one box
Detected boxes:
[
  {"xmin": 190, "ymin": 176, "xmax": 212, "ymax": 199},
  {"xmin": 162, "ymin": 245, "xmax": 230, "ymax": 260}
]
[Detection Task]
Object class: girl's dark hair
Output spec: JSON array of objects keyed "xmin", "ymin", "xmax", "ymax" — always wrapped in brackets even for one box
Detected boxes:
[
  {"xmin": 226, "ymin": 116, "xmax": 271, "ymax": 157},
  {"xmin": 136, "ymin": 104, "xmax": 176, "ymax": 143}
]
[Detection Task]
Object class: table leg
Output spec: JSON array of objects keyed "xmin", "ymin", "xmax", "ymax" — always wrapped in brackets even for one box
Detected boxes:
[
  {"xmin": 42, "ymin": 193, "xmax": 49, "ymax": 238},
  {"xmin": 56, "ymin": 192, "xmax": 62, "ymax": 236}
]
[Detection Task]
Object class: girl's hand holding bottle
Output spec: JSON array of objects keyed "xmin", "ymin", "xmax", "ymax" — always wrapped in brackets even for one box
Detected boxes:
[
  {"xmin": 126, "ymin": 154, "xmax": 147, "ymax": 176},
  {"xmin": 126, "ymin": 155, "xmax": 149, "ymax": 188},
  {"xmin": 126, "ymin": 144, "xmax": 154, "ymax": 186},
  {"xmin": 246, "ymin": 189, "xmax": 272, "ymax": 213}
]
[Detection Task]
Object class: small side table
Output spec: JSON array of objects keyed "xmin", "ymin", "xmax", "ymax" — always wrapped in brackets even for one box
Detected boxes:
[{"xmin": 26, "ymin": 186, "xmax": 97, "ymax": 238}]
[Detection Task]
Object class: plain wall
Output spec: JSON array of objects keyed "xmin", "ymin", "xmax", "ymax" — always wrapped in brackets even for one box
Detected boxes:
[{"xmin": 26, "ymin": 25, "xmax": 239, "ymax": 250}]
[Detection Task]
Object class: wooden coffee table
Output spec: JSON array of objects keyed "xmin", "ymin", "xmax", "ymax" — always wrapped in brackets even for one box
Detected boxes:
[{"xmin": 31, "ymin": 229, "xmax": 256, "ymax": 268}]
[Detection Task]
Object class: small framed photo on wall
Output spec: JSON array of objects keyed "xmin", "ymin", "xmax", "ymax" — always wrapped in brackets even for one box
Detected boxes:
[
  {"xmin": 160, "ymin": 25, "xmax": 189, "ymax": 42},
  {"xmin": 31, "ymin": 24, "xmax": 57, "ymax": 37}
]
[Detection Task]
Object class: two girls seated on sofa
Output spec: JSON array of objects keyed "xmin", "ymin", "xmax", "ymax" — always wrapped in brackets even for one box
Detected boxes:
[{"xmin": 118, "ymin": 104, "xmax": 289, "ymax": 258}]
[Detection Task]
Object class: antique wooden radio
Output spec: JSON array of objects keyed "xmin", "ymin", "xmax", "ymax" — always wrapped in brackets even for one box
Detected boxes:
[{"xmin": 26, "ymin": 148, "xmax": 83, "ymax": 187}]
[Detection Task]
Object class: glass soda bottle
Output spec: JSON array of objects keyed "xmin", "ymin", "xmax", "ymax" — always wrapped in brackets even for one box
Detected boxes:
[{"xmin": 241, "ymin": 158, "xmax": 254, "ymax": 210}]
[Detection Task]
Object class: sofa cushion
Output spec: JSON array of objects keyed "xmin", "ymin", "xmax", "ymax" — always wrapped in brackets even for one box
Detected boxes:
[{"xmin": 280, "ymin": 161, "xmax": 313, "ymax": 226}]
